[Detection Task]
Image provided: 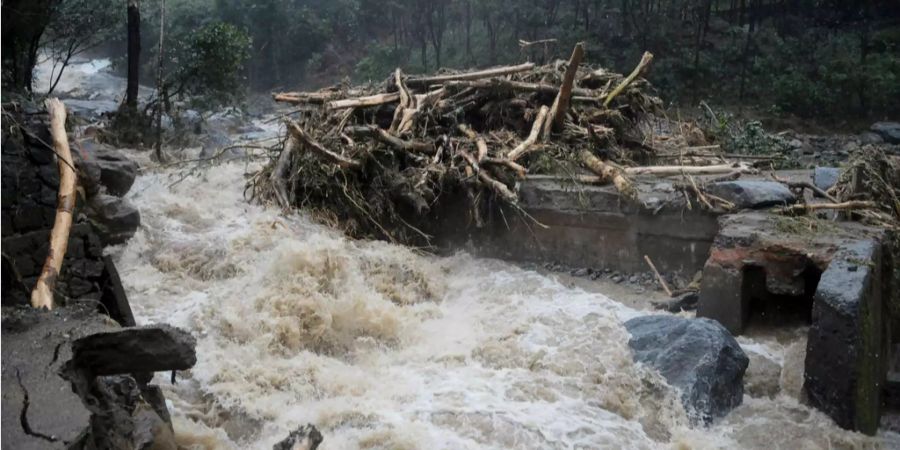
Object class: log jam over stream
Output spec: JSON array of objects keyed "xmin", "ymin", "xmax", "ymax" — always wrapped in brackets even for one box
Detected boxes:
[{"xmin": 112, "ymin": 122, "xmax": 898, "ymax": 449}]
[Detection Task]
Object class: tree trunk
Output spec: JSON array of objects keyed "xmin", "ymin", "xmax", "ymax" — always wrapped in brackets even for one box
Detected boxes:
[
  {"xmin": 31, "ymin": 98, "xmax": 76, "ymax": 310},
  {"xmin": 1, "ymin": 0, "xmax": 55, "ymax": 92},
  {"xmin": 126, "ymin": 0, "xmax": 141, "ymax": 110},
  {"xmin": 155, "ymin": 0, "xmax": 166, "ymax": 162}
]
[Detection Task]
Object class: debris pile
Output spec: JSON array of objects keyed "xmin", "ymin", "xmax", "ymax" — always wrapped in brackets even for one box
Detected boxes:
[
  {"xmin": 248, "ymin": 43, "xmax": 898, "ymax": 243},
  {"xmin": 249, "ymin": 45, "xmax": 699, "ymax": 241}
]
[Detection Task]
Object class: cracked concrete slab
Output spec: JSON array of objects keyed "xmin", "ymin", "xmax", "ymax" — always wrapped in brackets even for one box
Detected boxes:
[{"xmin": 1, "ymin": 305, "xmax": 116, "ymax": 449}]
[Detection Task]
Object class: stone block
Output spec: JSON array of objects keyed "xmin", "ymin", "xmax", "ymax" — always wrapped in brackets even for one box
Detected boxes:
[{"xmin": 804, "ymin": 239, "xmax": 888, "ymax": 435}]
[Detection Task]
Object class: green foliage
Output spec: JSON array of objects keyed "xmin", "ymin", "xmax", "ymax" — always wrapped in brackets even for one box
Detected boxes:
[
  {"xmin": 168, "ymin": 22, "xmax": 251, "ymax": 107},
  {"xmin": 725, "ymin": 121, "xmax": 790, "ymax": 157},
  {"xmin": 354, "ymin": 45, "xmax": 406, "ymax": 82}
]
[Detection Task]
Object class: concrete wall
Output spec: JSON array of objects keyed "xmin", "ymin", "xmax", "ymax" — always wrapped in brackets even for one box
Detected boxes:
[{"xmin": 428, "ymin": 179, "xmax": 720, "ymax": 275}]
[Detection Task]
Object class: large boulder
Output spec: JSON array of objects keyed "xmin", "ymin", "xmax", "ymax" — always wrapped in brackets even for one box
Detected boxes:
[
  {"xmin": 75, "ymin": 140, "xmax": 138, "ymax": 197},
  {"xmin": 624, "ymin": 315, "xmax": 749, "ymax": 424},
  {"xmin": 706, "ymin": 181, "xmax": 796, "ymax": 209},
  {"xmin": 87, "ymin": 194, "xmax": 141, "ymax": 245},
  {"xmin": 871, "ymin": 122, "xmax": 900, "ymax": 144}
]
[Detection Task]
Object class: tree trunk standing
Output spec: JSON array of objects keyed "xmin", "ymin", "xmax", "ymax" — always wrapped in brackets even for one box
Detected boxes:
[
  {"xmin": 126, "ymin": 0, "xmax": 141, "ymax": 110},
  {"xmin": 1, "ymin": 0, "xmax": 56, "ymax": 92},
  {"xmin": 155, "ymin": 0, "xmax": 166, "ymax": 162}
]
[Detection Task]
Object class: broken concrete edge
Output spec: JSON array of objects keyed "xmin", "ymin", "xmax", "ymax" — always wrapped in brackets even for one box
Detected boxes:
[
  {"xmin": 804, "ymin": 238, "xmax": 889, "ymax": 435},
  {"xmin": 1, "ymin": 305, "xmax": 196, "ymax": 449},
  {"xmin": 696, "ymin": 212, "xmax": 879, "ymax": 335}
]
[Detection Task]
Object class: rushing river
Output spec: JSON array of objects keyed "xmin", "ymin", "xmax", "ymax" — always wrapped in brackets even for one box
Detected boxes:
[
  {"xmin": 45, "ymin": 54, "xmax": 893, "ymax": 450},
  {"xmin": 109, "ymin": 129, "xmax": 896, "ymax": 449}
]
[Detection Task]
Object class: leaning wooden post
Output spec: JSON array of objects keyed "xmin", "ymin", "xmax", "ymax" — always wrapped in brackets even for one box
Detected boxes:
[
  {"xmin": 603, "ymin": 51, "xmax": 653, "ymax": 108},
  {"xmin": 544, "ymin": 42, "xmax": 584, "ymax": 137},
  {"xmin": 31, "ymin": 98, "xmax": 77, "ymax": 310}
]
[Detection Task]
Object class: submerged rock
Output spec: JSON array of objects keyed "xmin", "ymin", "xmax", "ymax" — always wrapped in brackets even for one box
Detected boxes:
[
  {"xmin": 706, "ymin": 181, "xmax": 796, "ymax": 209},
  {"xmin": 624, "ymin": 315, "xmax": 749, "ymax": 424},
  {"xmin": 273, "ymin": 424, "xmax": 323, "ymax": 450}
]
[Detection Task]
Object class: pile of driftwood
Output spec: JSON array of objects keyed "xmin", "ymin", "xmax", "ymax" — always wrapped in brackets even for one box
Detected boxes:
[{"xmin": 249, "ymin": 44, "xmax": 755, "ymax": 242}]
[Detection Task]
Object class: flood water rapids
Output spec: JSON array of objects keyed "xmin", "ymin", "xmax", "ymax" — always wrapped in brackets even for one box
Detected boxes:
[
  {"xmin": 42, "ymin": 57, "xmax": 898, "ymax": 449},
  {"xmin": 111, "ymin": 142, "xmax": 895, "ymax": 449}
]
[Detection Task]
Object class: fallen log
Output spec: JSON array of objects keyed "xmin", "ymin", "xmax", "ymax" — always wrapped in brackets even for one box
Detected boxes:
[
  {"xmin": 31, "ymin": 98, "xmax": 77, "ymax": 310},
  {"xmin": 443, "ymin": 79, "xmax": 601, "ymax": 98},
  {"xmin": 407, "ymin": 62, "xmax": 535, "ymax": 86},
  {"xmin": 327, "ymin": 92, "xmax": 400, "ymax": 109},
  {"xmin": 508, "ymin": 105, "xmax": 550, "ymax": 161},
  {"xmin": 545, "ymin": 42, "xmax": 585, "ymax": 135},
  {"xmin": 482, "ymin": 157, "xmax": 527, "ymax": 179},
  {"xmin": 273, "ymin": 91, "xmax": 343, "ymax": 104},
  {"xmin": 604, "ymin": 51, "xmax": 654, "ymax": 108},
  {"xmin": 580, "ymin": 150, "xmax": 636, "ymax": 199},
  {"xmin": 374, "ymin": 127, "xmax": 434, "ymax": 154},
  {"xmin": 625, "ymin": 162, "xmax": 755, "ymax": 176},
  {"xmin": 287, "ymin": 122, "xmax": 362, "ymax": 169},
  {"xmin": 518, "ymin": 38, "xmax": 557, "ymax": 48},
  {"xmin": 457, "ymin": 124, "xmax": 489, "ymax": 161},
  {"xmin": 779, "ymin": 200, "xmax": 877, "ymax": 214}
]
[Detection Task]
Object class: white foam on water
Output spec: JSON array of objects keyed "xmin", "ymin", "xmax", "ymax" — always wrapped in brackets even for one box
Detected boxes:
[{"xmin": 114, "ymin": 135, "xmax": 898, "ymax": 450}]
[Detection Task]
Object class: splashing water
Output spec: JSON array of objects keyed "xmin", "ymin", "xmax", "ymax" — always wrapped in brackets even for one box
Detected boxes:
[{"xmin": 114, "ymin": 142, "xmax": 897, "ymax": 449}]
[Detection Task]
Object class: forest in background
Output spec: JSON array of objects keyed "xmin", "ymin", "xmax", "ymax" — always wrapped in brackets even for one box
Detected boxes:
[{"xmin": 4, "ymin": 0, "xmax": 900, "ymax": 124}]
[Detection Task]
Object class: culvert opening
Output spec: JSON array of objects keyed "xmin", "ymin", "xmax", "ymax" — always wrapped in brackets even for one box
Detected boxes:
[{"xmin": 743, "ymin": 264, "xmax": 823, "ymax": 331}]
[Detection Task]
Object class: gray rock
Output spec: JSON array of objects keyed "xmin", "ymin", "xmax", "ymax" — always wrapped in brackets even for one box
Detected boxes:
[
  {"xmin": 871, "ymin": 122, "xmax": 900, "ymax": 144},
  {"xmin": 76, "ymin": 141, "xmax": 138, "ymax": 197},
  {"xmin": 706, "ymin": 181, "xmax": 796, "ymax": 209},
  {"xmin": 859, "ymin": 131, "xmax": 884, "ymax": 145},
  {"xmin": 199, "ymin": 131, "xmax": 244, "ymax": 161},
  {"xmin": 71, "ymin": 325, "xmax": 196, "ymax": 375},
  {"xmin": 88, "ymin": 194, "xmax": 141, "ymax": 245},
  {"xmin": 273, "ymin": 424, "xmax": 323, "ymax": 450},
  {"xmin": 625, "ymin": 315, "xmax": 749, "ymax": 423},
  {"xmin": 813, "ymin": 166, "xmax": 841, "ymax": 192}
]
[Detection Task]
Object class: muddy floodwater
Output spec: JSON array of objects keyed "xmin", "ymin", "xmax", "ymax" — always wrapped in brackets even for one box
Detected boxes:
[{"xmin": 107, "ymin": 135, "xmax": 898, "ymax": 449}]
